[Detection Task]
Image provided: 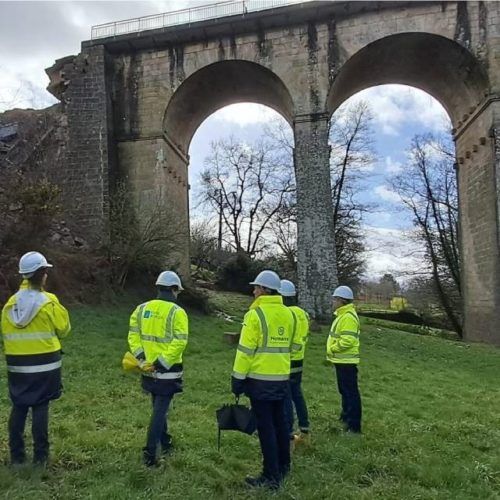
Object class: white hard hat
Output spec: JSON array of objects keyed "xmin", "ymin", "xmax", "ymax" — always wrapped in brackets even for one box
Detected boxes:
[
  {"xmin": 155, "ymin": 271, "xmax": 184, "ymax": 290},
  {"xmin": 19, "ymin": 251, "xmax": 53, "ymax": 277},
  {"xmin": 249, "ymin": 270, "xmax": 281, "ymax": 291},
  {"xmin": 279, "ymin": 279, "xmax": 296, "ymax": 297},
  {"xmin": 332, "ymin": 285, "xmax": 354, "ymax": 300}
]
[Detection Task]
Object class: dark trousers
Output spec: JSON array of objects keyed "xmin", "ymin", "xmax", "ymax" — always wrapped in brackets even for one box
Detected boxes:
[
  {"xmin": 145, "ymin": 394, "xmax": 173, "ymax": 456},
  {"xmin": 334, "ymin": 364, "xmax": 362, "ymax": 432},
  {"xmin": 9, "ymin": 402, "xmax": 49, "ymax": 464},
  {"xmin": 284, "ymin": 373, "xmax": 309, "ymax": 436},
  {"xmin": 250, "ymin": 398, "xmax": 290, "ymax": 482}
]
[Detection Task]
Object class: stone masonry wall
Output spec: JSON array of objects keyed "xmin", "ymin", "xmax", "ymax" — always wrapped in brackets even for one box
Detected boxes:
[{"xmin": 59, "ymin": 45, "xmax": 112, "ymax": 243}]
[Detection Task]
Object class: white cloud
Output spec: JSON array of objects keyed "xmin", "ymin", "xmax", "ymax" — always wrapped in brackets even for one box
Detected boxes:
[
  {"xmin": 384, "ymin": 156, "xmax": 402, "ymax": 173},
  {"xmin": 361, "ymin": 226, "xmax": 425, "ymax": 283},
  {"xmin": 338, "ymin": 84, "xmax": 451, "ymax": 137},
  {"xmin": 374, "ymin": 185, "xmax": 400, "ymax": 203},
  {"xmin": 213, "ymin": 103, "xmax": 285, "ymax": 126}
]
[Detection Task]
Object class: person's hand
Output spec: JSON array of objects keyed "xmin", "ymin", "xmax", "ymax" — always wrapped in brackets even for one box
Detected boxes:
[
  {"xmin": 140, "ymin": 361, "xmax": 155, "ymax": 372},
  {"xmin": 231, "ymin": 376, "xmax": 245, "ymax": 396}
]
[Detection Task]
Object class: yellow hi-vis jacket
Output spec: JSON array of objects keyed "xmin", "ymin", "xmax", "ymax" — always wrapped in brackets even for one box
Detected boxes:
[
  {"xmin": 289, "ymin": 306, "xmax": 309, "ymax": 363},
  {"xmin": 128, "ymin": 299, "xmax": 188, "ymax": 379},
  {"xmin": 232, "ymin": 295, "xmax": 299, "ymax": 382},
  {"xmin": 1, "ymin": 280, "xmax": 71, "ymax": 356},
  {"xmin": 326, "ymin": 303, "xmax": 360, "ymax": 364}
]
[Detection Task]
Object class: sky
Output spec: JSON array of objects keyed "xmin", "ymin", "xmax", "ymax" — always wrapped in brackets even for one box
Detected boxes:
[{"xmin": 0, "ymin": 1, "xmax": 452, "ymax": 282}]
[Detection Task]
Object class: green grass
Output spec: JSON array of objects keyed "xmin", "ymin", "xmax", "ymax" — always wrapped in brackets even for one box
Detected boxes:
[{"xmin": 0, "ymin": 296, "xmax": 499, "ymax": 499}]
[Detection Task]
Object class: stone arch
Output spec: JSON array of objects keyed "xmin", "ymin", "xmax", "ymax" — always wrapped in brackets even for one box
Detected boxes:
[
  {"xmin": 326, "ymin": 32, "xmax": 500, "ymax": 344},
  {"xmin": 326, "ymin": 32, "xmax": 489, "ymax": 126},
  {"xmin": 163, "ymin": 60, "xmax": 295, "ymax": 156}
]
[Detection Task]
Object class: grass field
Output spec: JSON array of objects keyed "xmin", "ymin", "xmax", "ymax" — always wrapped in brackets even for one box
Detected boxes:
[{"xmin": 0, "ymin": 292, "xmax": 499, "ymax": 499}]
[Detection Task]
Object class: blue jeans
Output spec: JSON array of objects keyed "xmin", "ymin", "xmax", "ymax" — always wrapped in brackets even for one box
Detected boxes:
[
  {"xmin": 145, "ymin": 394, "xmax": 173, "ymax": 456},
  {"xmin": 250, "ymin": 398, "xmax": 290, "ymax": 482},
  {"xmin": 284, "ymin": 373, "xmax": 310, "ymax": 436},
  {"xmin": 9, "ymin": 402, "xmax": 49, "ymax": 464}
]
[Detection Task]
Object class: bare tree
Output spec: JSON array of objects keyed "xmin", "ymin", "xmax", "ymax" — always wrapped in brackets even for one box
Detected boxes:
[
  {"xmin": 197, "ymin": 137, "xmax": 294, "ymax": 257},
  {"xmin": 190, "ymin": 219, "xmax": 219, "ymax": 271},
  {"xmin": 390, "ymin": 134, "xmax": 462, "ymax": 336},
  {"xmin": 330, "ymin": 100, "xmax": 376, "ymax": 227},
  {"xmin": 263, "ymin": 102, "xmax": 376, "ymax": 286},
  {"xmin": 108, "ymin": 181, "xmax": 187, "ymax": 287}
]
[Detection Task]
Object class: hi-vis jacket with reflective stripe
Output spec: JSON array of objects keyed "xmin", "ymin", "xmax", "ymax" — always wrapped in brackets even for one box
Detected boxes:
[
  {"xmin": 128, "ymin": 299, "xmax": 188, "ymax": 377},
  {"xmin": 1, "ymin": 280, "xmax": 71, "ymax": 356},
  {"xmin": 233, "ymin": 295, "xmax": 299, "ymax": 382},
  {"xmin": 326, "ymin": 303, "xmax": 360, "ymax": 364},
  {"xmin": 289, "ymin": 306, "xmax": 309, "ymax": 363}
]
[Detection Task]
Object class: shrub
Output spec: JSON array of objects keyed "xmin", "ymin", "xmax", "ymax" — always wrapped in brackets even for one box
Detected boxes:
[{"xmin": 216, "ymin": 252, "xmax": 265, "ymax": 294}]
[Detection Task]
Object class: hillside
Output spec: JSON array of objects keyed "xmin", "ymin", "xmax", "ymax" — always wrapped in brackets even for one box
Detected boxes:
[{"xmin": 0, "ymin": 294, "xmax": 498, "ymax": 499}]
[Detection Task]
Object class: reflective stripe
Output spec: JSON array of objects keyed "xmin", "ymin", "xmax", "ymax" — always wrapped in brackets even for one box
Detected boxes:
[
  {"xmin": 291, "ymin": 343, "xmax": 302, "ymax": 352},
  {"xmin": 144, "ymin": 371, "xmax": 183, "ymax": 380},
  {"xmin": 332, "ymin": 353, "xmax": 359, "ymax": 359},
  {"xmin": 291, "ymin": 310, "xmax": 297, "ymax": 342},
  {"xmin": 172, "ymin": 333, "xmax": 188, "ymax": 341},
  {"xmin": 128, "ymin": 326, "xmax": 140, "ymax": 333},
  {"xmin": 342, "ymin": 330, "xmax": 359, "ymax": 338},
  {"xmin": 255, "ymin": 307, "xmax": 268, "ymax": 346},
  {"xmin": 248, "ymin": 373, "xmax": 289, "ymax": 381},
  {"xmin": 3, "ymin": 332, "xmax": 56, "ymax": 341},
  {"xmin": 232, "ymin": 371, "xmax": 246, "ymax": 380},
  {"xmin": 290, "ymin": 366, "xmax": 303, "ymax": 374},
  {"xmin": 255, "ymin": 346, "xmax": 290, "ymax": 354},
  {"xmin": 7, "ymin": 360, "xmax": 62, "ymax": 373},
  {"xmin": 137, "ymin": 304, "xmax": 146, "ymax": 333},
  {"xmin": 237, "ymin": 345, "xmax": 255, "ymax": 355},
  {"xmin": 140, "ymin": 334, "xmax": 171, "ymax": 344},
  {"xmin": 165, "ymin": 305, "xmax": 179, "ymax": 339},
  {"xmin": 157, "ymin": 356, "xmax": 171, "ymax": 370},
  {"xmin": 133, "ymin": 348, "xmax": 144, "ymax": 357}
]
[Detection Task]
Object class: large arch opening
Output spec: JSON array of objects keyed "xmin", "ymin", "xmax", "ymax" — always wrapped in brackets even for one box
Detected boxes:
[
  {"xmin": 188, "ymin": 103, "xmax": 294, "ymax": 282},
  {"xmin": 326, "ymin": 32, "xmax": 497, "ymax": 342},
  {"xmin": 328, "ymin": 83, "xmax": 458, "ymax": 332},
  {"xmin": 327, "ymin": 33, "xmax": 489, "ymax": 126},
  {"xmin": 163, "ymin": 60, "xmax": 294, "ymax": 157},
  {"xmin": 158, "ymin": 60, "xmax": 294, "ymax": 279}
]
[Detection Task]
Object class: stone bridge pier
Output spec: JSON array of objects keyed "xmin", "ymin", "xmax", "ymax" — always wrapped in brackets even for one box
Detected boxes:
[{"xmin": 48, "ymin": 1, "xmax": 500, "ymax": 341}]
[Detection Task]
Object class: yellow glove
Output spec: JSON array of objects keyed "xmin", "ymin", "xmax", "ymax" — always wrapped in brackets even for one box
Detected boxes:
[{"xmin": 140, "ymin": 362, "xmax": 155, "ymax": 373}]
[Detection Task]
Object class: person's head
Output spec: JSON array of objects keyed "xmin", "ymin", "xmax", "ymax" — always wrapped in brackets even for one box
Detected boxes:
[
  {"xmin": 155, "ymin": 271, "xmax": 183, "ymax": 298},
  {"xmin": 278, "ymin": 279, "xmax": 297, "ymax": 306},
  {"xmin": 249, "ymin": 270, "xmax": 281, "ymax": 298},
  {"xmin": 18, "ymin": 251, "xmax": 53, "ymax": 290},
  {"xmin": 332, "ymin": 285, "xmax": 354, "ymax": 311}
]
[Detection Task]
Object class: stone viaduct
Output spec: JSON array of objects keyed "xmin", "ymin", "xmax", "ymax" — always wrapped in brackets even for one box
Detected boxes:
[{"xmin": 46, "ymin": 0, "xmax": 500, "ymax": 344}]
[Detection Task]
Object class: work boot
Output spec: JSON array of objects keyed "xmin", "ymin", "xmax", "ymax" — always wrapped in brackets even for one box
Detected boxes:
[
  {"xmin": 142, "ymin": 447, "xmax": 158, "ymax": 467},
  {"xmin": 245, "ymin": 475, "xmax": 280, "ymax": 490}
]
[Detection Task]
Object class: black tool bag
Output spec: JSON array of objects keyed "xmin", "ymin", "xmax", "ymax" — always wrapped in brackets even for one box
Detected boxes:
[{"xmin": 216, "ymin": 396, "xmax": 256, "ymax": 450}]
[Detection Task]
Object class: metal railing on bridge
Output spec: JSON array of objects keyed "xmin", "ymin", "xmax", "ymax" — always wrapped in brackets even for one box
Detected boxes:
[{"xmin": 91, "ymin": 0, "xmax": 302, "ymax": 40}]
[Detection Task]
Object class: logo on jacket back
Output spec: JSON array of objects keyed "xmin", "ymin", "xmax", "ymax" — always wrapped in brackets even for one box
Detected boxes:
[{"xmin": 270, "ymin": 326, "xmax": 288, "ymax": 343}]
